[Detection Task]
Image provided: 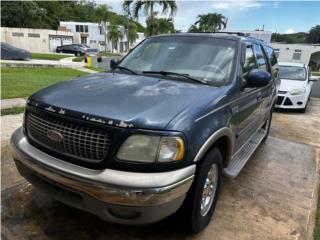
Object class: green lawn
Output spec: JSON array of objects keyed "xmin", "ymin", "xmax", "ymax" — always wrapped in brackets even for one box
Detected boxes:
[
  {"xmin": 312, "ymin": 72, "xmax": 320, "ymax": 76},
  {"xmin": 31, "ymin": 53, "xmax": 71, "ymax": 61},
  {"xmin": 72, "ymin": 56, "xmax": 84, "ymax": 62},
  {"xmin": 315, "ymin": 192, "xmax": 320, "ymax": 240},
  {"xmin": 1, "ymin": 67, "xmax": 88, "ymax": 99},
  {"xmin": 1, "ymin": 106, "xmax": 25, "ymax": 116}
]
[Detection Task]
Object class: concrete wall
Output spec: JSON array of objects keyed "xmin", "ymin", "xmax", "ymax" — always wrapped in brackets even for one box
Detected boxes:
[
  {"xmin": 1, "ymin": 27, "xmax": 74, "ymax": 53},
  {"xmin": 271, "ymin": 42, "xmax": 320, "ymax": 66}
]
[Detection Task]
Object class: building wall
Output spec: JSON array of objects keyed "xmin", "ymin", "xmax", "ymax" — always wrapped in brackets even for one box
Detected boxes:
[
  {"xmin": 271, "ymin": 42, "xmax": 320, "ymax": 66},
  {"xmin": 1, "ymin": 27, "xmax": 74, "ymax": 53}
]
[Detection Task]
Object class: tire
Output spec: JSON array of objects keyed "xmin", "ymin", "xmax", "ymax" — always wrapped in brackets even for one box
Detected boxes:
[
  {"xmin": 75, "ymin": 52, "xmax": 81, "ymax": 57},
  {"xmin": 179, "ymin": 148, "xmax": 223, "ymax": 233},
  {"xmin": 262, "ymin": 109, "xmax": 272, "ymax": 141}
]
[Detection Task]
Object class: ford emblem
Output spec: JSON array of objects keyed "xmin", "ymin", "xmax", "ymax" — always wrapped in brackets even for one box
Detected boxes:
[{"xmin": 47, "ymin": 130, "xmax": 64, "ymax": 142}]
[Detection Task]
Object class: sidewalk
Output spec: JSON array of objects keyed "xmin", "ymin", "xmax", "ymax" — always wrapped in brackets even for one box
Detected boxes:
[{"xmin": 1, "ymin": 98, "xmax": 26, "ymax": 109}]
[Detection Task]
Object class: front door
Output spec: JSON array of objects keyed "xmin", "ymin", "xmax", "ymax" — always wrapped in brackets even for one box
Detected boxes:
[{"xmin": 233, "ymin": 45, "xmax": 263, "ymax": 152}]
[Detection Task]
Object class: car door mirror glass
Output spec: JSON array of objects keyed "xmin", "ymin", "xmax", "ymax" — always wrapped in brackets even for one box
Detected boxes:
[
  {"xmin": 110, "ymin": 59, "xmax": 119, "ymax": 70},
  {"xmin": 309, "ymin": 76, "xmax": 319, "ymax": 82}
]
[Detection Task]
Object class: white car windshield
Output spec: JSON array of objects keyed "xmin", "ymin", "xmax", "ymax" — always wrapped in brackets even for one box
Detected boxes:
[
  {"xmin": 278, "ymin": 66, "xmax": 306, "ymax": 81},
  {"xmin": 119, "ymin": 36, "xmax": 236, "ymax": 85}
]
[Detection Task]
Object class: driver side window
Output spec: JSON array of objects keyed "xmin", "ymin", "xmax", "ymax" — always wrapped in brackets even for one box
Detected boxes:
[{"xmin": 243, "ymin": 46, "xmax": 258, "ymax": 76}]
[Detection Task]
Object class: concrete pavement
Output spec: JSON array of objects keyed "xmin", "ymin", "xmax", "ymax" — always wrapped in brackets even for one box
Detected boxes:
[{"xmin": 1, "ymin": 98, "xmax": 320, "ymax": 240}]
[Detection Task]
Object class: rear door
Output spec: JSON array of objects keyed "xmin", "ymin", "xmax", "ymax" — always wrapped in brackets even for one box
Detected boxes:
[{"xmin": 234, "ymin": 44, "xmax": 263, "ymax": 151}]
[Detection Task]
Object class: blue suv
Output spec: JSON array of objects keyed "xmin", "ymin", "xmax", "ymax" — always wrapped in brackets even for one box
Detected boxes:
[{"xmin": 11, "ymin": 32, "xmax": 278, "ymax": 233}]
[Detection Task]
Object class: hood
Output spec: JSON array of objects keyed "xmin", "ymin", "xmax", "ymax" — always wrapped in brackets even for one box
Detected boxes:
[
  {"xmin": 29, "ymin": 72, "xmax": 224, "ymax": 130},
  {"xmin": 279, "ymin": 79, "xmax": 307, "ymax": 92}
]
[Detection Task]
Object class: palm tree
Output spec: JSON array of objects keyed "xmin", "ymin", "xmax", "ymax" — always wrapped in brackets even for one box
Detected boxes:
[
  {"xmin": 108, "ymin": 25, "xmax": 124, "ymax": 53},
  {"xmin": 123, "ymin": 0, "xmax": 177, "ymax": 35},
  {"xmin": 95, "ymin": 4, "xmax": 112, "ymax": 52},
  {"xmin": 127, "ymin": 22, "xmax": 138, "ymax": 47},
  {"xmin": 194, "ymin": 13, "xmax": 227, "ymax": 32},
  {"xmin": 145, "ymin": 16, "xmax": 174, "ymax": 36},
  {"xmin": 188, "ymin": 24, "xmax": 201, "ymax": 33}
]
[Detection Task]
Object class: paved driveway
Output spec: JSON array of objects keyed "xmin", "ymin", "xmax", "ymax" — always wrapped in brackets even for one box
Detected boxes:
[{"xmin": 1, "ymin": 98, "xmax": 320, "ymax": 240}]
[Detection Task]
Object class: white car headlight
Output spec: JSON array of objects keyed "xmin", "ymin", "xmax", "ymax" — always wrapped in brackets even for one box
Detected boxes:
[
  {"xmin": 117, "ymin": 135, "xmax": 185, "ymax": 163},
  {"xmin": 290, "ymin": 88, "xmax": 306, "ymax": 95}
]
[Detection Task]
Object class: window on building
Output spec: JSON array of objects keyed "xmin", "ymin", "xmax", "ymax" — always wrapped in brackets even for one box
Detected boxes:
[
  {"xmin": 253, "ymin": 44, "xmax": 267, "ymax": 70},
  {"xmin": 80, "ymin": 25, "xmax": 84, "ymax": 32},
  {"xmin": 273, "ymin": 48, "xmax": 280, "ymax": 58},
  {"xmin": 99, "ymin": 26, "xmax": 103, "ymax": 35},
  {"xmin": 293, "ymin": 49, "xmax": 302, "ymax": 60},
  {"xmin": 99, "ymin": 41, "xmax": 105, "ymax": 45},
  {"xmin": 76, "ymin": 25, "xmax": 80, "ymax": 32},
  {"xmin": 28, "ymin": 33, "xmax": 40, "ymax": 38},
  {"xmin": 12, "ymin": 32, "xmax": 24, "ymax": 37},
  {"xmin": 84, "ymin": 25, "xmax": 88, "ymax": 33}
]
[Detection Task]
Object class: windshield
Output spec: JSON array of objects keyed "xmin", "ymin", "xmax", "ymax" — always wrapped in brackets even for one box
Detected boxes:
[
  {"xmin": 119, "ymin": 36, "xmax": 236, "ymax": 85},
  {"xmin": 278, "ymin": 65, "xmax": 306, "ymax": 81}
]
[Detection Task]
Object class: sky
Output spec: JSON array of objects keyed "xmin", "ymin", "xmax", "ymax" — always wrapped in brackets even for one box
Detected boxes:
[{"xmin": 99, "ymin": 0, "xmax": 320, "ymax": 33}]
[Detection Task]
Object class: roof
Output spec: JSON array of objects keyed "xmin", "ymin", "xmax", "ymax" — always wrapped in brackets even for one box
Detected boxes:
[
  {"xmin": 149, "ymin": 32, "xmax": 266, "ymax": 44},
  {"xmin": 278, "ymin": 62, "xmax": 306, "ymax": 67}
]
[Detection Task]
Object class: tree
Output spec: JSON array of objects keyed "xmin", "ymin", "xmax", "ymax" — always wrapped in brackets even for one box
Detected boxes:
[
  {"xmin": 188, "ymin": 24, "xmax": 201, "ymax": 33},
  {"xmin": 145, "ymin": 16, "xmax": 174, "ymax": 36},
  {"xmin": 192, "ymin": 13, "xmax": 227, "ymax": 32},
  {"xmin": 108, "ymin": 25, "xmax": 124, "ymax": 53},
  {"xmin": 123, "ymin": 0, "xmax": 177, "ymax": 35},
  {"xmin": 127, "ymin": 22, "xmax": 138, "ymax": 46},
  {"xmin": 307, "ymin": 25, "xmax": 320, "ymax": 44},
  {"xmin": 95, "ymin": 4, "xmax": 111, "ymax": 52}
]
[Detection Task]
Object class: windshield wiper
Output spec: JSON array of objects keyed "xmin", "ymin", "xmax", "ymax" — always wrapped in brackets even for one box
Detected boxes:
[
  {"xmin": 114, "ymin": 66, "xmax": 138, "ymax": 75},
  {"xmin": 142, "ymin": 71, "xmax": 208, "ymax": 85}
]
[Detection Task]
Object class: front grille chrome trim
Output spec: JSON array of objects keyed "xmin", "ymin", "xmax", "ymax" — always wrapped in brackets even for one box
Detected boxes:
[{"xmin": 26, "ymin": 112, "xmax": 111, "ymax": 162}]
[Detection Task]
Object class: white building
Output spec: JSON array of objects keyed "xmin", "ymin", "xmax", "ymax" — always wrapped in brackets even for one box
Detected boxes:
[
  {"xmin": 0, "ymin": 27, "xmax": 74, "ymax": 53},
  {"xmin": 59, "ymin": 21, "xmax": 144, "ymax": 53},
  {"xmin": 271, "ymin": 43, "xmax": 320, "ymax": 70}
]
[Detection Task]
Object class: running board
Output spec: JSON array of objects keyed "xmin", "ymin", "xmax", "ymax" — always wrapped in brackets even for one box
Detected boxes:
[{"xmin": 224, "ymin": 128, "xmax": 266, "ymax": 178}]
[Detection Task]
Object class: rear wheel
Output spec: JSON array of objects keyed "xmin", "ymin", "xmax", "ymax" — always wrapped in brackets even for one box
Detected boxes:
[{"xmin": 180, "ymin": 148, "xmax": 222, "ymax": 233}]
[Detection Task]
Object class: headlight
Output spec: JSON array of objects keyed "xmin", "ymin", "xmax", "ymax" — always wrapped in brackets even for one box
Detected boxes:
[
  {"xmin": 290, "ymin": 88, "xmax": 306, "ymax": 95},
  {"xmin": 117, "ymin": 135, "xmax": 185, "ymax": 163}
]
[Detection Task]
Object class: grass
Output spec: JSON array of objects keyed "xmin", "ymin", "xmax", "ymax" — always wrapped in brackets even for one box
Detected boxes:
[
  {"xmin": 72, "ymin": 56, "xmax": 85, "ymax": 62},
  {"xmin": 315, "ymin": 191, "xmax": 320, "ymax": 240},
  {"xmin": 312, "ymin": 72, "xmax": 320, "ymax": 76},
  {"xmin": 1, "ymin": 67, "xmax": 88, "ymax": 99},
  {"xmin": 31, "ymin": 53, "xmax": 71, "ymax": 61},
  {"xmin": 1, "ymin": 106, "xmax": 25, "ymax": 116},
  {"xmin": 100, "ymin": 51, "xmax": 121, "ymax": 57}
]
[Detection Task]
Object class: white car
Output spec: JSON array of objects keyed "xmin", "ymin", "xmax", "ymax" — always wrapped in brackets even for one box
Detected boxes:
[{"xmin": 276, "ymin": 62, "xmax": 318, "ymax": 112}]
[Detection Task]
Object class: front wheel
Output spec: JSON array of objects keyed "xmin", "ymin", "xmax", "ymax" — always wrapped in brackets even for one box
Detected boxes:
[{"xmin": 180, "ymin": 148, "xmax": 223, "ymax": 233}]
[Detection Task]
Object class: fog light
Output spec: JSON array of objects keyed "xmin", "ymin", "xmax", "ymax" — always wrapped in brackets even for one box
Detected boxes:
[
  {"xmin": 108, "ymin": 208, "xmax": 141, "ymax": 219},
  {"xmin": 297, "ymin": 101, "xmax": 303, "ymax": 105}
]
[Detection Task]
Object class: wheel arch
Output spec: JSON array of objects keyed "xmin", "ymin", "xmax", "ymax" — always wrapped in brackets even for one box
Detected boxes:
[{"xmin": 193, "ymin": 127, "xmax": 234, "ymax": 168}]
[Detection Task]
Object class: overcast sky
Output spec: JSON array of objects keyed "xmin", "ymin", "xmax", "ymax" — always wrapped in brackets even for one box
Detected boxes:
[{"xmin": 97, "ymin": 0, "xmax": 320, "ymax": 33}]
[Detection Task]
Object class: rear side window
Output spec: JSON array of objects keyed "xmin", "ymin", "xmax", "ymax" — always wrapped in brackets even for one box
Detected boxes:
[
  {"xmin": 253, "ymin": 44, "xmax": 267, "ymax": 71},
  {"xmin": 243, "ymin": 46, "xmax": 258, "ymax": 75},
  {"xmin": 266, "ymin": 46, "xmax": 278, "ymax": 67}
]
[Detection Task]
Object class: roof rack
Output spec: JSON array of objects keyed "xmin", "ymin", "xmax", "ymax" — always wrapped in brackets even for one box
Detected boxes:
[{"xmin": 181, "ymin": 31, "xmax": 265, "ymax": 42}]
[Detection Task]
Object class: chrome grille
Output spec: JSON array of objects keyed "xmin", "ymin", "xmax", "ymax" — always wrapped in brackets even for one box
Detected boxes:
[{"xmin": 26, "ymin": 112, "xmax": 111, "ymax": 161}]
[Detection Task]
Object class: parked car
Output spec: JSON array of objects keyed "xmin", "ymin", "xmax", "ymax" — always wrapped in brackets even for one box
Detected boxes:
[
  {"xmin": 11, "ymin": 33, "xmax": 277, "ymax": 233},
  {"xmin": 276, "ymin": 62, "xmax": 318, "ymax": 112},
  {"xmin": 56, "ymin": 44, "xmax": 85, "ymax": 56},
  {"xmin": 84, "ymin": 48, "xmax": 102, "ymax": 62},
  {"xmin": 0, "ymin": 42, "xmax": 31, "ymax": 60}
]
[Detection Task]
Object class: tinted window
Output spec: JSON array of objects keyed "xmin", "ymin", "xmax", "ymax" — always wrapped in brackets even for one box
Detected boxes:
[
  {"xmin": 253, "ymin": 44, "xmax": 267, "ymax": 70},
  {"xmin": 266, "ymin": 47, "xmax": 278, "ymax": 67},
  {"xmin": 243, "ymin": 46, "xmax": 258, "ymax": 75},
  {"xmin": 278, "ymin": 66, "xmax": 306, "ymax": 81}
]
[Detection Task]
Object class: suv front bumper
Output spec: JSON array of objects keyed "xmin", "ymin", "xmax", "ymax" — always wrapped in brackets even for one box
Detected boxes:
[{"xmin": 11, "ymin": 127, "xmax": 195, "ymax": 224}]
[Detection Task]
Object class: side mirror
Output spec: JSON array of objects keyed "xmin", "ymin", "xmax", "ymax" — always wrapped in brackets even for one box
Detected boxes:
[
  {"xmin": 246, "ymin": 69, "xmax": 271, "ymax": 88},
  {"xmin": 309, "ymin": 76, "xmax": 319, "ymax": 82},
  {"xmin": 110, "ymin": 59, "xmax": 118, "ymax": 70}
]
